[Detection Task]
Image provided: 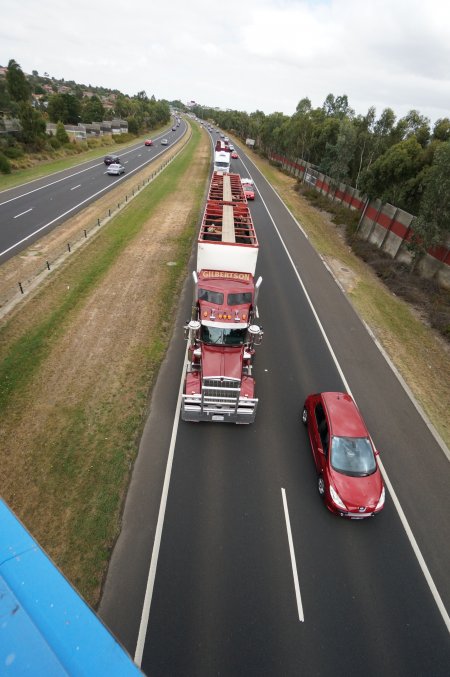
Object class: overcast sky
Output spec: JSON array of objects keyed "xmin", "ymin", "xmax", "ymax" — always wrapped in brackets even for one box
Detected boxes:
[{"xmin": 2, "ymin": 0, "xmax": 449, "ymax": 126}]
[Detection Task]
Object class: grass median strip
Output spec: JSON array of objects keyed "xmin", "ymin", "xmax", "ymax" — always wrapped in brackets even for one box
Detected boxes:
[{"xmin": 0, "ymin": 121, "xmax": 210, "ymax": 605}]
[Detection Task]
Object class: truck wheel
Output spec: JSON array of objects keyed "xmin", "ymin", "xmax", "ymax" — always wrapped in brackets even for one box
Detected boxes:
[{"xmin": 301, "ymin": 407, "xmax": 308, "ymax": 425}]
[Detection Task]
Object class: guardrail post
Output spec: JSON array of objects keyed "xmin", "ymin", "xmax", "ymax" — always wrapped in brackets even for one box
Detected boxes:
[
  {"xmin": 46, "ymin": 261, "xmax": 51, "ymax": 270},
  {"xmin": 18, "ymin": 282, "xmax": 23, "ymax": 294},
  {"xmin": 84, "ymin": 229, "xmax": 87, "ymax": 238},
  {"xmin": 67, "ymin": 243, "xmax": 71, "ymax": 253}
]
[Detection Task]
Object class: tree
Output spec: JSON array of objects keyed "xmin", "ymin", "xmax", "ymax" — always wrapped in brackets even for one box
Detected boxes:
[
  {"xmin": 127, "ymin": 117, "xmax": 139, "ymax": 134},
  {"xmin": 409, "ymin": 141, "xmax": 450, "ymax": 265},
  {"xmin": 351, "ymin": 106, "xmax": 376, "ymax": 188},
  {"xmin": 48, "ymin": 93, "xmax": 81, "ymax": 124},
  {"xmin": 358, "ymin": 136, "xmax": 425, "ymax": 211},
  {"xmin": 17, "ymin": 102, "xmax": 46, "ymax": 145},
  {"xmin": 296, "ymin": 97, "xmax": 312, "ymax": 115},
  {"xmin": 48, "ymin": 93, "xmax": 69, "ymax": 123},
  {"xmin": 395, "ymin": 110, "xmax": 430, "ymax": 147},
  {"xmin": 322, "ymin": 93, "xmax": 352, "ymax": 119},
  {"xmin": 432, "ymin": 118, "xmax": 450, "ymax": 142},
  {"xmin": 320, "ymin": 118, "xmax": 357, "ymax": 185},
  {"xmin": 81, "ymin": 95, "xmax": 104, "ymax": 123},
  {"xmin": 56, "ymin": 121, "xmax": 69, "ymax": 144},
  {"xmin": 6, "ymin": 59, "xmax": 31, "ymax": 103}
]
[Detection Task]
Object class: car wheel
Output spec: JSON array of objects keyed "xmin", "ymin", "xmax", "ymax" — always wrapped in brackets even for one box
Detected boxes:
[
  {"xmin": 301, "ymin": 407, "xmax": 308, "ymax": 425},
  {"xmin": 317, "ymin": 476, "xmax": 325, "ymax": 497}
]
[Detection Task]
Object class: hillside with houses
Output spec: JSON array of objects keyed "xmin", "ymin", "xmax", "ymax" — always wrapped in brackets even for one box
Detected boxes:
[{"xmin": 0, "ymin": 59, "xmax": 177, "ymax": 173}]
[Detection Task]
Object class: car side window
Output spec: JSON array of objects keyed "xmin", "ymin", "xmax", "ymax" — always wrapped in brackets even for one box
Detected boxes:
[{"xmin": 314, "ymin": 404, "xmax": 329, "ymax": 456}]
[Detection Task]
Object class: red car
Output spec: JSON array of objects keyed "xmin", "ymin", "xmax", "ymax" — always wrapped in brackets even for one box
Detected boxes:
[
  {"xmin": 243, "ymin": 184, "xmax": 255, "ymax": 200},
  {"xmin": 302, "ymin": 392, "xmax": 385, "ymax": 518},
  {"xmin": 231, "ymin": 151, "xmax": 239, "ymax": 159},
  {"xmin": 144, "ymin": 139, "xmax": 153, "ymax": 146}
]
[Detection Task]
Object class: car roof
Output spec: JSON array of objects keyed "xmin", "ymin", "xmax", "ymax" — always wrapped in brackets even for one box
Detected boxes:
[{"xmin": 321, "ymin": 392, "xmax": 369, "ymax": 438}]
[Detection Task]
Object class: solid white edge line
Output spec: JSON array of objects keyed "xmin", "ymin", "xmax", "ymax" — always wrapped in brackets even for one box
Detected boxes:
[
  {"xmin": 134, "ymin": 344, "xmax": 189, "ymax": 667},
  {"xmin": 281, "ymin": 488, "xmax": 304, "ymax": 622},
  {"xmin": 239, "ymin": 157, "xmax": 450, "ymax": 635},
  {"xmin": 377, "ymin": 459, "xmax": 450, "ymax": 633}
]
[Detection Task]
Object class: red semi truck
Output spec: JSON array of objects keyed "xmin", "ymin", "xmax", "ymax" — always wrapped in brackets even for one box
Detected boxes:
[{"xmin": 182, "ymin": 172, "xmax": 263, "ymax": 423}]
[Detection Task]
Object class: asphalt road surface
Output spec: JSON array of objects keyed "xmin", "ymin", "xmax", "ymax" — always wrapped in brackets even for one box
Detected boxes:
[
  {"xmin": 0, "ymin": 121, "xmax": 186, "ymax": 263},
  {"xmin": 97, "ymin": 128, "xmax": 447, "ymax": 675}
]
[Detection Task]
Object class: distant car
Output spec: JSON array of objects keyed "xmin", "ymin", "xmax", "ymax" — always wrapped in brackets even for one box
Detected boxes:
[
  {"xmin": 231, "ymin": 151, "xmax": 239, "ymax": 159},
  {"xmin": 224, "ymin": 136, "xmax": 229, "ymax": 142},
  {"xmin": 107, "ymin": 163, "xmax": 125, "ymax": 176},
  {"xmin": 144, "ymin": 139, "xmax": 153, "ymax": 146},
  {"xmin": 229, "ymin": 144, "xmax": 235, "ymax": 151},
  {"xmin": 241, "ymin": 177, "xmax": 254, "ymax": 186},
  {"xmin": 172, "ymin": 126, "xmax": 176, "ymax": 131},
  {"xmin": 161, "ymin": 138, "xmax": 168, "ymax": 145},
  {"xmin": 302, "ymin": 392, "xmax": 385, "ymax": 518},
  {"xmin": 104, "ymin": 155, "xmax": 120, "ymax": 165},
  {"xmin": 243, "ymin": 184, "xmax": 255, "ymax": 200}
]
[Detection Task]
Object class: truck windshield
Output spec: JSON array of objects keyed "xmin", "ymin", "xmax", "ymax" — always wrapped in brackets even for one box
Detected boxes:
[
  {"xmin": 228, "ymin": 292, "xmax": 252, "ymax": 305},
  {"xmin": 201, "ymin": 326, "xmax": 247, "ymax": 346},
  {"xmin": 198, "ymin": 288, "xmax": 224, "ymax": 304}
]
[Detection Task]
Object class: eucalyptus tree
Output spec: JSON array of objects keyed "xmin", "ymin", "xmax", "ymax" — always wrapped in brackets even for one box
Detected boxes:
[
  {"xmin": 409, "ymin": 141, "xmax": 450, "ymax": 267},
  {"xmin": 358, "ymin": 136, "xmax": 425, "ymax": 211},
  {"xmin": 320, "ymin": 117, "xmax": 357, "ymax": 187},
  {"xmin": 6, "ymin": 59, "xmax": 31, "ymax": 103}
]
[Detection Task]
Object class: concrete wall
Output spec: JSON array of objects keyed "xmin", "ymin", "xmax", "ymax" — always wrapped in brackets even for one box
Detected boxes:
[{"xmin": 268, "ymin": 150, "xmax": 450, "ymax": 289}]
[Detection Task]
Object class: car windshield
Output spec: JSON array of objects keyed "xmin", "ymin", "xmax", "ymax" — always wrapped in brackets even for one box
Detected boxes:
[
  {"xmin": 331, "ymin": 437, "xmax": 377, "ymax": 477},
  {"xmin": 216, "ymin": 161, "xmax": 229, "ymax": 168},
  {"xmin": 200, "ymin": 325, "xmax": 247, "ymax": 346}
]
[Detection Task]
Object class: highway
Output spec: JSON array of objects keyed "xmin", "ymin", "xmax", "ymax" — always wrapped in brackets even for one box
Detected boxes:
[
  {"xmin": 0, "ymin": 121, "xmax": 186, "ymax": 263},
  {"xmin": 99, "ymin": 128, "xmax": 450, "ymax": 675}
]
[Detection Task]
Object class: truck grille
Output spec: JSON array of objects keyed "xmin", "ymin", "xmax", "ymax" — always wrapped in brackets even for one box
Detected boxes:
[{"xmin": 202, "ymin": 377, "xmax": 240, "ymax": 405}]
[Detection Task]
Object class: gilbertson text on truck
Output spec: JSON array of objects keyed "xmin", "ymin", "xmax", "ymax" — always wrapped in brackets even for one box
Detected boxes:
[{"xmin": 181, "ymin": 171, "xmax": 263, "ymax": 424}]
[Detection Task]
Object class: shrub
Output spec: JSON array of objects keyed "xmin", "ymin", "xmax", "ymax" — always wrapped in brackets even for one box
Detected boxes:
[
  {"xmin": 49, "ymin": 136, "xmax": 61, "ymax": 150},
  {"xmin": 0, "ymin": 153, "xmax": 12, "ymax": 174},
  {"xmin": 113, "ymin": 132, "xmax": 135, "ymax": 144},
  {"xmin": 3, "ymin": 146, "xmax": 24, "ymax": 160}
]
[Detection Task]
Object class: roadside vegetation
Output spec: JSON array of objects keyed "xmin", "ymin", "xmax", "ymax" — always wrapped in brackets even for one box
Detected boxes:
[
  {"xmin": 0, "ymin": 121, "xmax": 210, "ymax": 605},
  {"xmin": 194, "ymin": 99, "xmax": 450, "ymax": 266},
  {"xmin": 295, "ymin": 185, "xmax": 450, "ymax": 342}
]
